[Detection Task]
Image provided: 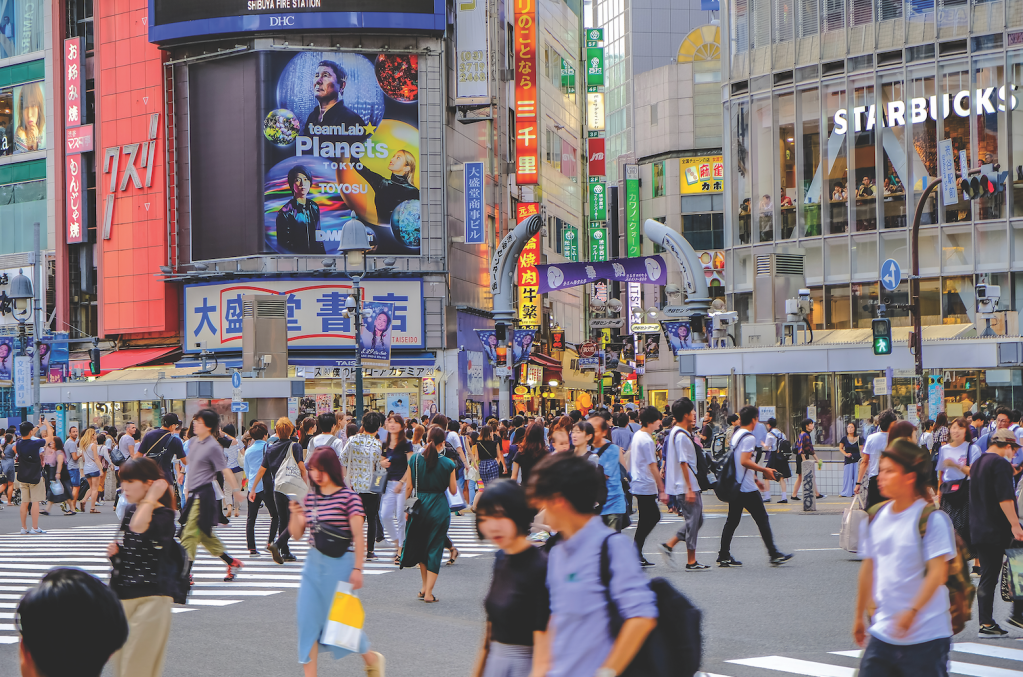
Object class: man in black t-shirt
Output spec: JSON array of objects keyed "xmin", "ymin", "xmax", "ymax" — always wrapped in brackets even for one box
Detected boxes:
[
  {"xmin": 15, "ymin": 421, "xmax": 46, "ymax": 534},
  {"xmin": 137, "ymin": 413, "xmax": 187, "ymax": 507},
  {"xmin": 971, "ymin": 429, "xmax": 1023, "ymax": 635}
]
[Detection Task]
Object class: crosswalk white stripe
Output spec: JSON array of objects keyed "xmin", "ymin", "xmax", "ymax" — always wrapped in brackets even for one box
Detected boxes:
[
  {"xmin": 189, "ymin": 590, "xmax": 282, "ymax": 596},
  {"xmin": 955, "ymin": 643, "xmax": 1023, "ymax": 662},
  {"xmin": 726, "ymin": 656, "xmax": 856, "ymax": 676},
  {"xmin": 950, "ymin": 661, "xmax": 1023, "ymax": 677}
]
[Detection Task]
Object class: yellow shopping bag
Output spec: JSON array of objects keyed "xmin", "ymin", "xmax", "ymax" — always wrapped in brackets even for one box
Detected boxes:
[{"xmin": 320, "ymin": 581, "xmax": 366, "ymax": 652}]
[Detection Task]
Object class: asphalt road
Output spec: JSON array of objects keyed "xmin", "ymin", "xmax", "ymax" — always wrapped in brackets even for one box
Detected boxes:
[{"xmin": 0, "ymin": 498, "xmax": 1021, "ymax": 677}]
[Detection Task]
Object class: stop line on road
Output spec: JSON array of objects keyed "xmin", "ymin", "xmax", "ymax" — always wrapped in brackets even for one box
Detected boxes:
[
  {"xmin": 705, "ymin": 642, "xmax": 1023, "ymax": 677},
  {"xmin": 0, "ymin": 514, "xmax": 495, "ymax": 645}
]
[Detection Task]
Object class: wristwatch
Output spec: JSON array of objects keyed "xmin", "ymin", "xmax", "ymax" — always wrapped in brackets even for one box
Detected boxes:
[{"xmin": 595, "ymin": 668, "xmax": 617, "ymax": 677}]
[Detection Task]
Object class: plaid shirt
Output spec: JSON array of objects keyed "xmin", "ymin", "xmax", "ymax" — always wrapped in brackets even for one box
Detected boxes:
[
  {"xmin": 797, "ymin": 431, "xmax": 815, "ymax": 458},
  {"xmin": 340, "ymin": 433, "xmax": 383, "ymax": 494}
]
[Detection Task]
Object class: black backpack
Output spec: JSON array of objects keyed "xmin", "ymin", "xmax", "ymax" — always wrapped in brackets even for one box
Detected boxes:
[
  {"xmin": 159, "ymin": 539, "xmax": 192, "ymax": 605},
  {"xmin": 777, "ymin": 437, "xmax": 792, "ymax": 460},
  {"xmin": 713, "ymin": 431, "xmax": 752, "ymax": 502},
  {"xmin": 600, "ymin": 534, "xmax": 702, "ymax": 677},
  {"xmin": 672, "ymin": 429, "xmax": 715, "ymax": 493}
]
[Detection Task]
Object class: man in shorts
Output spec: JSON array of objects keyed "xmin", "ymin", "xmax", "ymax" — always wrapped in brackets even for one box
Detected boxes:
[
  {"xmin": 659, "ymin": 398, "xmax": 710, "ymax": 570},
  {"xmin": 14, "ymin": 421, "xmax": 46, "ymax": 534}
]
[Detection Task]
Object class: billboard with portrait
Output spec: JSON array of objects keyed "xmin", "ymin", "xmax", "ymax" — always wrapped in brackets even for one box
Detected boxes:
[
  {"xmin": 262, "ymin": 51, "xmax": 422, "ymax": 257},
  {"xmin": 513, "ymin": 329, "xmax": 536, "ymax": 366},
  {"xmin": 475, "ymin": 329, "xmax": 499, "ymax": 366},
  {"xmin": 0, "ymin": 81, "xmax": 45, "ymax": 157},
  {"xmin": 662, "ymin": 320, "xmax": 696, "ymax": 355},
  {"xmin": 0, "ymin": 0, "xmax": 44, "ymax": 59},
  {"xmin": 0, "ymin": 337, "xmax": 12, "ymax": 381},
  {"xmin": 358, "ymin": 301, "xmax": 394, "ymax": 366}
]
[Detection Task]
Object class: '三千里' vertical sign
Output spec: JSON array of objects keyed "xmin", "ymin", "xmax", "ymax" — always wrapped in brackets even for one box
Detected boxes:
[
  {"xmin": 517, "ymin": 203, "xmax": 541, "ymax": 326},
  {"xmin": 515, "ymin": 0, "xmax": 539, "ymax": 185},
  {"xmin": 625, "ymin": 164, "xmax": 641, "ymax": 257},
  {"xmin": 455, "ymin": 0, "xmax": 489, "ymax": 104},
  {"xmin": 65, "ymin": 37, "xmax": 86, "ymax": 245},
  {"xmin": 464, "ymin": 161, "xmax": 485, "ymax": 244}
]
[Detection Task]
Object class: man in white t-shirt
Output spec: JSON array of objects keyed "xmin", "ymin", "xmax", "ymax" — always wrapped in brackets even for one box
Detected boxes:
[
  {"xmin": 659, "ymin": 398, "xmax": 709, "ymax": 570},
  {"xmin": 309, "ymin": 412, "xmax": 346, "ymax": 459},
  {"xmin": 629, "ymin": 406, "xmax": 667, "ymax": 567},
  {"xmin": 717, "ymin": 405, "xmax": 792, "ymax": 568},
  {"xmin": 762, "ymin": 418, "xmax": 788, "ymax": 503},
  {"xmin": 853, "ymin": 440, "xmax": 957, "ymax": 676},
  {"xmin": 858, "ymin": 409, "xmax": 898, "ymax": 509}
]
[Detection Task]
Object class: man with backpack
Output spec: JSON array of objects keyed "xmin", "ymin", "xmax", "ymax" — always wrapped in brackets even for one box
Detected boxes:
[
  {"xmin": 858, "ymin": 409, "xmax": 898, "ymax": 509},
  {"xmin": 15, "ymin": 421, "xmax": 46, "ymax": 535},
  {"xmin": 590, "ymin": 413, "xmax": 628, "ymax": 532},
  {"xmin": 969, "ymin": 429, "xmax": 1023, "ymax": 636},
  {"xmin": 853, "ymin": 439, "xmax": 963, "ymax": 676},
  {"xmin": 528, "ymin": 452, "xmax": 658, "ymax": 677},
  {"xmin": 660, "ymin": 398, "xmax": 710, "ymax": 570},
  {"xmin": 136, "ymin": 414, "xmax": 186, "ymax": 507},
  {"xmin": 717, "ymin": 406, "xmax": 793, "ymax": 567}
]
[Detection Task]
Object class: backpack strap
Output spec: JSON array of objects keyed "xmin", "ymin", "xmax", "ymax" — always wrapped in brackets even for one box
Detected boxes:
[
  {"xmin": 866, "ymin": 499, "xmax": 890, "ymax": 522},
  {"xmin": 599, "ymin": 534, "xmax": 625, "ymax": 636}
]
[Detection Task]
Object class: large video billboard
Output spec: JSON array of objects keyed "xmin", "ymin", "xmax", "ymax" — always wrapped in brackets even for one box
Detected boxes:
[
  {"xmin": 263, "ymin": 51, "xmax": 422, "ymax": 257},
  {"xmin": 149, "ymin": 0, "xmax": 445, "ymax": 43}
]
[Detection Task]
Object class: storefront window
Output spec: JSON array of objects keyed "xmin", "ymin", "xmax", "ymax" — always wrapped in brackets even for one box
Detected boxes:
[
  {"xmin": 851, "ymin": 281, "xmax": 880, "ymax": 328},
  {"xmin": 851, "ymin": 74, "xmax": 878, "ymax": 231},
  {"xmin": 942, "ymin": 275, "xmax": 973, "ymax": 323},
  {"xmin": 777, "ymin": 91, "xmax": 796, "ymax": 239},
  {"xmin": 940, "ymin": 60, "xmax": 972, "ymax": 223},
  {"xmin": 733, "ymin": 100, "xmax": 752, "ymax": 244},
  {"xmin": 648, "ymin": 390, "xmax": 668, "ymax": 412},
  {"xmin": 909, "ymin": 64, "xmax": 938, "ymax": 225},
  {"xmin": 799, "ymin": 87, "xmax": 822, "ymax": 236},
  {"xmin": 975, "ymin": 55, "xmax": 1005, "ymax": 220},
  {"xmin": 788, "ymin": 374, "xmax": 833, "ymax": 444},
  {"xmin": 837, "ymin": 373, "xmax": 882, "ymax": 433},
  {"xmin": 943, "ymin": 370, "xmax": 979, "ymax": 417},
  {"xmin": 1009, "ymin": 51, "xmax": 1023, "ymax": 217},
  {"xmin": 879, "ymin": 71, "xmax": 908, "ymax": 228},
  {"xmin": 825, "ymin": 284, "xmax": 851, "ymax": 328},
  {"xmin": 809, "ymin": 287, "xmax": 825, "ymax": 329},
  {"xmin": 0, "ymin": 2, "xmax": 44, "ymax": 59},
  {"xmin": 0, "ymin": 179, "xmax": 47, "ymax": 255},
  {"xmin": 824, "ymin": 79, "xmax": 849, "ymax": 233},
  {"xmin": 980, "ymin": 369, "xmax": 1023, "ymax": 415},
  {"xmin": 752, "ymin": 96, "xmax": 775, "ymax": 243}
]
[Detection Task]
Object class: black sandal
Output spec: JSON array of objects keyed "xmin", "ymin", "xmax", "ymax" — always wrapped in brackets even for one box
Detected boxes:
[{"xmin": 447, "ymin": 547, "xmax": 459, "ymax": 565}]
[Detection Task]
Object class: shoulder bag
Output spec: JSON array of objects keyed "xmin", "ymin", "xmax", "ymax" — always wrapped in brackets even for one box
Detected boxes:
[
  {"xmin": 274, "ymin": 442, "xmax": 308, "ymax": 501},
  {"xmin": 405, "ymin": 454, "xmax": 421, "ymax": 515},
  {"xmin": 310, "ymin": 491, "xmax": 352, "ymax": 558}
]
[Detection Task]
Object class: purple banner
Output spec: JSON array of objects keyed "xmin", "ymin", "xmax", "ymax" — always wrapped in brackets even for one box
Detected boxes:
[{"xmin": 536, "ymin": 255, "xmax": 667, "ymax": 294}]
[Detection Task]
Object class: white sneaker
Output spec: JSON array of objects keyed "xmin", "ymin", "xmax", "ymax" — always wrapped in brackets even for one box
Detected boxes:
[
  {"xmin": 19, "ymin": 528, "xmax": 29, "ymax": 534},
  {"xmin": 96, "ymin": 500, "xmax": 105, "ymax": 506},
  {"xmin": 30, "ymin": 528, "xmax": 46, "ymax": 534}
]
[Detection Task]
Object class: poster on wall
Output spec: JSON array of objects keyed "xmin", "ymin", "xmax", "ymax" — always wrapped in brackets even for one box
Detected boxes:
[
  {"xmin": 315, "ymin": 393, "xmax": 332, "ymax": 415},
  {"xmin": 0, "ymin": 337, "xmax": 12, "ymax": 380},
  {"xmin": 386, "ymin": 394, "xmax": 411, "ymax": 418},
  {"xmin": 358, "ymin": 301, "xmax": 394, "ymax": 366},
  {"xmin": 513, "ymin": 329, "xmax": 536, "ymax": 366},
  {"xmin": 661, "ymin": 320, "xmax": 702, "ymax": 354},
  {"xmin": 263, "ymin": 51, "xmax": 422, "ymax": 256},
  {"xmin": 475, "ymin": 329, "xmax": 499, "ymax": 366},
  {"xmin": 467, "ymin": 351, "xmax": 484, "ymax": 396}
]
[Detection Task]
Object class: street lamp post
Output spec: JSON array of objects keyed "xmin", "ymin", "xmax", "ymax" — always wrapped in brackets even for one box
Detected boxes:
[
  {"xmin": 334, "ymin": 220, "xmax": 373, "ymax": 423},
  {"xmin": 9, "ymin": 268, "xmax": 34, "ymax": 422}
]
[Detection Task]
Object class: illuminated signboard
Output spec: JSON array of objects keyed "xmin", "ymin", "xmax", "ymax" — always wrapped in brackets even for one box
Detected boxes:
[
  {"xmin": 517, "ymin": 203, "xmax": 541, "ymax": 326},
  {"xmin": 148, "ymin": 0, "xmax": 445, "ymax": 42},
  {"xmin": 514, "ymin": 0, "xmax": 539, "ymax": 185}
]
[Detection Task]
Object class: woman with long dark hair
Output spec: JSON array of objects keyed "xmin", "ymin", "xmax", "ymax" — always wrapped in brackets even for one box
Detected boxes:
[
  {"xmin": 796, "ymin": 419, "xmax": 823, "ymax": 511},
  {"xmin": 931, "ymin": 412, "xmax": 950, "ymax": 453},
  {"xmin": 289, "ymin": 447, "xmax": 385, "ymax": 677},
  {"xmin": 476, "ymin": 425, "xmax": 503, "ymax": 486},
  {"xmin": 106, "ymin": 458, "xmax": 175, "ymax": 677},
  {"xmin": 398, "ymin": 426, "xmax": 457, "ymax": 602},
  {"xmin": 380, "ymin": 413, "xmax": 413, "ymax": 564},
  {"xmin": 510, "ymin": 423, "xmax": 547, "ymax": 486},
  {"xmin": 839, "ymin": 423, "xmax": 863, "ymax": 497}
]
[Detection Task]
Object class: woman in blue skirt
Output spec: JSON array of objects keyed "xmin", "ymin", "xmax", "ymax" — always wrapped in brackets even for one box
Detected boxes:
[{"xmin": 288, "ymin": 446, "xmax": 386, "ymax": 677}]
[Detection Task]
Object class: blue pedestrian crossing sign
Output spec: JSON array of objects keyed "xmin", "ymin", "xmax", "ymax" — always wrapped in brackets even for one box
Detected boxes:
[
  {"xmin": 231, "ymin": 371, "xmax": 242, "ymax": 388},
  {"xmin": 881, "ymin": 259, "xmax": 901, "ymax": 291}
]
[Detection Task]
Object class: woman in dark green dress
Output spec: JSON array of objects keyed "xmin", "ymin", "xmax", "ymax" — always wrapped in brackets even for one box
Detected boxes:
[{"xmin": 399, "ymin": 426, "xmax": 456, "ymax": 603}]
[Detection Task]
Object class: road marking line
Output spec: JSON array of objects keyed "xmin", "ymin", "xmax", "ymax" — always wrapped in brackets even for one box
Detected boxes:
[
  {"xmin": 955, "ymin": 643, "xmax": 1023, "ymax": 662},
  {"xmin": 727, "ymin": 656, "xmax": 856, "ymax": 676}
]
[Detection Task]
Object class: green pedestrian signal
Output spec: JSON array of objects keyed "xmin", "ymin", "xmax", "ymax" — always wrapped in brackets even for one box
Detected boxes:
[
  {"xmin": 872, "ymin": 318, "xmax": 892, "ymax": 356},
  {"xmin": 89, "ymin": 347, "xmax": 101, "ymax": 375}
]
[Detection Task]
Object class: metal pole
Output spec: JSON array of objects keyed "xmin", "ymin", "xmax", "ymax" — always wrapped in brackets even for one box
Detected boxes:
[
  {"xmin": 32, "ymin": 222, "xmax": 41, "ymax": 420},
  {"xmin": 353, "ymin": 275, "xmax": 364, "ymax": 423}
]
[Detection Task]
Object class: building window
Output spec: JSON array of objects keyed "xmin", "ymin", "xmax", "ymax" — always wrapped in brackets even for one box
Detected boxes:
[
  {"xmin": 546, "ymin": 128, "xmax": 561, "ymax": 170},
  {"xmin": 508, "ymin": 108, "xmax": 515, "ymax": 162},
  {"xmin": 682, "ymin": 213, "xmax": 724, "ymax": 250},
  {"xmin": 0, "ymin": 179, "xmax": 47, "ymax": 255},
  {"xmin": 652, "ymin": 161, "xmax": 665, "ymax": 197},
  {"xmin": 651, "ymin": 102, "xmax": 658, "ymax": 126},
  {"xmin": 0, "ymin": 80, "xmax": 46, "ymax": 157}
]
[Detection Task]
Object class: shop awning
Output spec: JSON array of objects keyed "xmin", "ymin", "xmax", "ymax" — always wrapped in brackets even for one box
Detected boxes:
[
  {"xmin": 100, "ymin": 347, "xmax": 178, "ymax": 374},
  {"xmin": 528, "ymin": 353, "xmax": 562, "ymax": 369}
]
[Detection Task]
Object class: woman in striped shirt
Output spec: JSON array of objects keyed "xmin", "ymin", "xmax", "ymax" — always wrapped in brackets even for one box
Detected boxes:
[{"xmin": 288, "ymin": 446, "xmax": 385, "ymax": 677}]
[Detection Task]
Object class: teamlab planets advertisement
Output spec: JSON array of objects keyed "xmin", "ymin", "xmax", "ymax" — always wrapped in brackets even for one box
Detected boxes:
[{"xmin": 262, "ymin": 51, "xmax": 422, "ymax": 256}]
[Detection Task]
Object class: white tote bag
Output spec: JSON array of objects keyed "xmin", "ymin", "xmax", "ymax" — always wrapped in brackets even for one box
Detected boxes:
[
  {"xmin": 839, "ymin": 492, "xmax": 867, "ymax": 553},
  {"xmin": 274, "ymin": 442, "xmax": 308, "ymax": 502}
]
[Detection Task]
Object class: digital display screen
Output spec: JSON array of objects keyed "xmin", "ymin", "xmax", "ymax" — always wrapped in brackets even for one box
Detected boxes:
[{"xmin": 149, "ymin": 0, "xmax": 444, "ymax": 42}]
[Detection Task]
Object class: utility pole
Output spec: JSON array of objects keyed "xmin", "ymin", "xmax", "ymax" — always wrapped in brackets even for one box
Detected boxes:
[{"xmin": 32, "ymin": 221, "xmax": 41, "ymax": 420}]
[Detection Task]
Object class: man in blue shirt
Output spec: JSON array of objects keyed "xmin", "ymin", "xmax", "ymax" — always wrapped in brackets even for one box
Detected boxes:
[
  {"xmin": 529, "ymin": 453, "xmax": 657, "ymax": 677},
  {"xmin": 589, "ymin": 413, "xmax": 627, "ymax": 531}
]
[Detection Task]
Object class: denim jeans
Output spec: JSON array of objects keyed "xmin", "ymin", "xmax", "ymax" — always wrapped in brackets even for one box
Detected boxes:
[{"xmin": 859, "ymin": 636, "xmax": 950, "ymax": 677}]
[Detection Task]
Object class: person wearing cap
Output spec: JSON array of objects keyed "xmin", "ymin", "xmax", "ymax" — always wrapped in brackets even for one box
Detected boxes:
[
  {"xmin": 137, "ymin": 414, "xmax": 187, "ymax": 509},
  {"xmin": 970, "ymin": 428, "xmax": 1023, "ymax": 636}
]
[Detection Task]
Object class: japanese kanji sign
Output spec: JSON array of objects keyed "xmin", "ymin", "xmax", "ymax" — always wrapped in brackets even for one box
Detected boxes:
[
  {"xmin": 589, "ymin": 181, "xmax": 607, "ymax": 221},
  {"xmin": 66, "ymin": 154, "xmax": 85, "ymax": 244},
  {"xmin": 517, "ymin": 202, "xmax": 541, "ymax": 327},
  {"xmin": 625, "ymin": 165, "xmax": 641, "ymax": 257},
  {"xmin": 680, "ymin": 155, "xmax": 725, "ymax": 194},
  {"xmin": 589, "ymin": 227, "xmax": 608, "ymax": 262},
  {"xmin": 64, "ymin": 38, "xmax": 82, "ymax": 129},
  {"xmin": 464, "ymin": 161, "xmax": 485, "ymax": 244},
  {"xmin": 514, "ymin": 0, "xmax": 539, "ymax": 185},
  {"xmin": 455, "ymin": 0, "xmax": 489, "ymax": 103},
  {"xmin": 183, "ymin": 278, "xmax": 425, "ymax": 352},
  {"xmin": 562, "ymin": 225, "xmax": 578, "ymax": 262}
]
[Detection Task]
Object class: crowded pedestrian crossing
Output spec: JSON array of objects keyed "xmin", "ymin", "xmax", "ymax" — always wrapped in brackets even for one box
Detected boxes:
[
  {"xmin": 0, "ymin": 514, "xmax": 496, "ymax": 645},
  {"xmin": 700, "ymin": 643, "xmax": 1023, "ymax": 677}
]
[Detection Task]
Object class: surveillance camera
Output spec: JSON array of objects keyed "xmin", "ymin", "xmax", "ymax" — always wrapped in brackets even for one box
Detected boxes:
[
  {"xmin": 798, "ymin": 288, "xmax": 811, "ymax": 300},
  {"xmin": 978, "ymin": 283, "xmax": 1001, "ymax": 313}
]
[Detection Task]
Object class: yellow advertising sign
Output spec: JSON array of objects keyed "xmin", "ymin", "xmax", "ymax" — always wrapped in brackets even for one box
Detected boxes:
[{"xmin": 680, "ymin": 155, "xmax": 724, "ymax": 195}]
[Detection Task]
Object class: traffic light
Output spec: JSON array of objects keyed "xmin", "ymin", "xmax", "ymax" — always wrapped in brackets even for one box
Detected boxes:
[
  {"xmin": 962, "ymin": 164, "xmax": 1006, "ymax": 200},
  {"xmin": 872, "ymin": 318, "xmax": 892, "ymax": 356},
  {"xmin": 89, "ymin": 346, "xmax": 101, "ymax": 375}
]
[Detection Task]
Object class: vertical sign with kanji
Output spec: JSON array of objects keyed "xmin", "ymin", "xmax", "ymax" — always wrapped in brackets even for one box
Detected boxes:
[
  {"xmin": 589, "ymin": 181, "xmax": 607, "ymax": 221},
  {"xmin": 625, "ymin": 164, "xmax": 641, "ymax": 257},
  {"xmin": 65, "ymin": 37, "xmax": 86, "ymax": 245},
  {"xmin": 586, "ymin": 28, "xmax": 604, "ymax": 87},
  {"xmin": 589, "ymin": 227, "xmax": 608, "ymax": 262},
  {"xmin": 562, "ymin": 225, "xmax": 578, "ymax": 262},
  {"xmin": 514, "ymin": 0, "xmax": 539, "ymax": 185},
  {"xmin": 464, "ymin": 161, "xmax": 485, "ymax": 244},
  {"xmin": 65, "ymin": 38, "xmax": 82, "ymax": 129},
  {"xmin": 517, "ymin": 203, "xmax": 541, "ymax": 326}
]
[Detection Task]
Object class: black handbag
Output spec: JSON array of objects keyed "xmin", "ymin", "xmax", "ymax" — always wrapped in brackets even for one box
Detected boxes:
[
  {"xmin": 940, "ymin": 479, "xmax": 969, "ymax": 507},
  {"xmin": 310, "ymin": 491, "xmax": 352, "ymax": 558}
]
